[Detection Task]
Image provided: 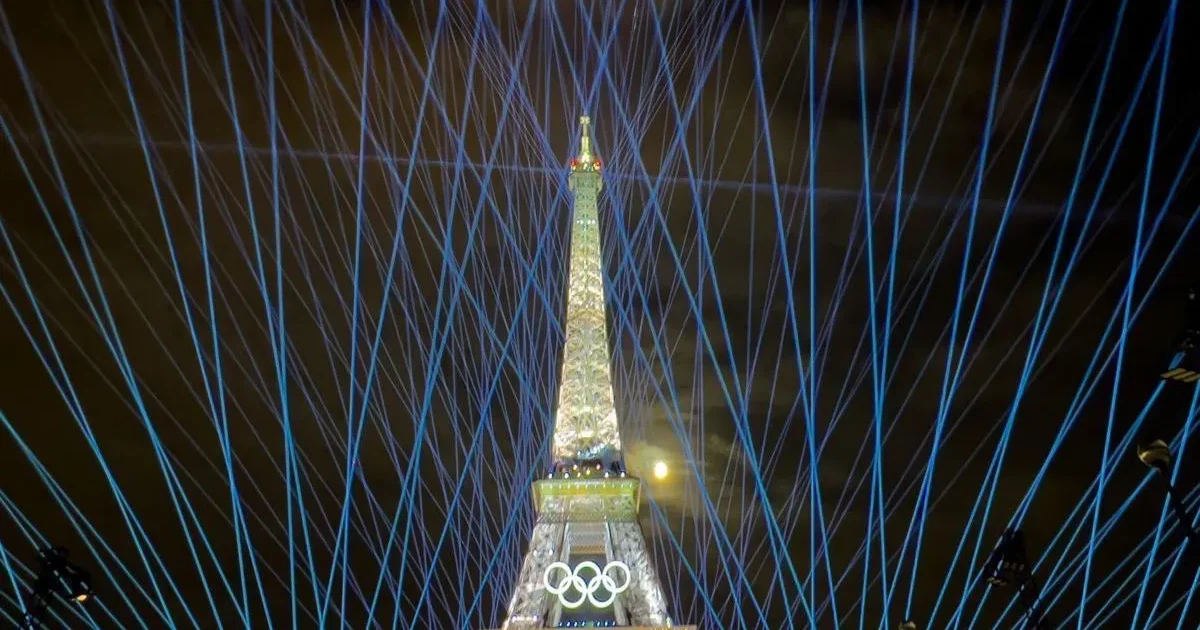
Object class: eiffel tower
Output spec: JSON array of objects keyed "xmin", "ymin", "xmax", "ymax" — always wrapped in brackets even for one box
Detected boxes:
[{"xmin": 496, "ymin": 116, "xmax": 691, "ymax": 630}]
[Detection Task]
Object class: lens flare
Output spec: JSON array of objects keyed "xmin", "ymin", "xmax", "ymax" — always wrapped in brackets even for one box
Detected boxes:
[{"xmin": 652, "ymin": 461, "xmax": 669, "ymax": 480}]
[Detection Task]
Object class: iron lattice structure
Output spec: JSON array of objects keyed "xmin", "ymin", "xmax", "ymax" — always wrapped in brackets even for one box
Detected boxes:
[
  {"xmin": 497, "ymin": 117, "xmax": 684, "ymax": 630},
  {"xmin": 552, "ymin": 115, "xmax": 622, "ymax": 462}
]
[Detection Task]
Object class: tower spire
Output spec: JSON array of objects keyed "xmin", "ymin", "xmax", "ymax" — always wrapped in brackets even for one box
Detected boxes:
[
  {"xmin": 571, "ymin": 115, "xmax": 600, "ymax": 173},
  {"xmin": 491, "ymin": 116, "xmax": 689, "ymax": 630},
  {"xmin": 577, "ymin": 115, "xmax": 594, "ymax": 166}
]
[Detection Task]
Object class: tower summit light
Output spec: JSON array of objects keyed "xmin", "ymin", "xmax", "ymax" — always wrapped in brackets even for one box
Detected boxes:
[{"xmin": 494, "ymin": 117, "xmax": 692, "ymax": 630}]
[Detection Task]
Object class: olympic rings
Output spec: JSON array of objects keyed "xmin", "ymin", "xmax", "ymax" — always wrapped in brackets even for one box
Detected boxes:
[{"xmin": 542, "ymin": 560, "xmax": 631, "ymax": 609}]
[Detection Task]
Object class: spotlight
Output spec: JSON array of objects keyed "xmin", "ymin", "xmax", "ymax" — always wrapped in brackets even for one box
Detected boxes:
[
  {"xmin": 1136, "ymin": 439, "xmax": 1200, "ymax": 552},
  {"xmin": 20, "ymin": 547, "xmax": 93, "ymax": 629},
  {"xmin": 1136, "ymin": 439, "xmax": 1172, "ymax": 473},
  {"xmin": 898, "ymin": 621, "xmax": 918, "ymax": 630}
]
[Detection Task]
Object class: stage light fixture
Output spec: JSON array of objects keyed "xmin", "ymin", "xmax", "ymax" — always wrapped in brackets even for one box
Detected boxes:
[
  {"xmin": 20, "ymin": 547, "xmax": 93, "ymax": 629},
  {"xmin": 1137, "ymin": 284, "xmax": 1200, "ymax": 563},
  {"xmin": 1136, "ymin": 439, "xmax": 1172, "ymax": 472},
  {"xmin": 1136, "ymin": 439, "xmax": 1200, "ymax": 552},
  {"xmin": 981, "ymin": 529, "xmax": 1050, "ymax": 630}
]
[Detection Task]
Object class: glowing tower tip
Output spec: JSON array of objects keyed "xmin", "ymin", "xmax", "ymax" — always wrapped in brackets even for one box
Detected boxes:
[{"xmin": 572, "ymin": 114, "xmax": 599, "ymax": 171}]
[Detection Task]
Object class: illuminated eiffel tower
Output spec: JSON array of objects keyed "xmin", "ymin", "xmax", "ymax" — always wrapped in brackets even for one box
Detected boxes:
[{"xmin": 496, "ymin": 117, "xmax": 690, "ymax": 630}]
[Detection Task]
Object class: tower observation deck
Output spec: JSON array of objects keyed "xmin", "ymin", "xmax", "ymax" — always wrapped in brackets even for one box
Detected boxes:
[{"xmin": 494, "ymin": 117, "xmax": 692, "ymax": 630}]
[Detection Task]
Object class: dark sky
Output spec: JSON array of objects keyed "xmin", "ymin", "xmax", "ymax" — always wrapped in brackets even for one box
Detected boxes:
[{"xmin": 0, "ymin": 1, "xmax": 1198, "ymax": 629}]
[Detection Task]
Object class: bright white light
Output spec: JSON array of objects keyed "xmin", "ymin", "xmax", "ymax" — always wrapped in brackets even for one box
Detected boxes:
[{"xmin": 652, "ymin": 461, "xmax": 668, "ymax": 480}]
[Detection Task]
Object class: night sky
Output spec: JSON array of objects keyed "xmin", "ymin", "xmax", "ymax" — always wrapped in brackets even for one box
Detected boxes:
[{"xmin": 1, "ymin": 1, "xmax": 1198, "ymax": 628}]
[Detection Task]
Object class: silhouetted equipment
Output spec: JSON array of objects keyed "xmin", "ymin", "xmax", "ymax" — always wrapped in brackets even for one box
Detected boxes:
[
  {"xmin": 982, "ymin": 529, "xmax": 1050, "ymax": 629},
  {"xmin": 983, "ymin": 530, "xmax": 1029, "ymax": 587},
  {"xmin": 1160, "ymin": 286, "xmax": 1200, "ymax": 383},
  {"xmin": 1138, "ymin": 285, "xmax": 1200, "ymax": 563},
  {"xmin": 1137, "ymin": 439, "xmax": 1172, "ymax": 473},
  {"xmin": 1136, "ymin": 438, "xmax": 1200, "ymax": 552},
  {"xmin": 19, "ymin": 547, "xmax": 92, "ymax": 629}
]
